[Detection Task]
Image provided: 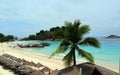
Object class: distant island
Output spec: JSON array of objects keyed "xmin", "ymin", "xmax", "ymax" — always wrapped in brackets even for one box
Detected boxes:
[{"xmin": 106, "ymin": 35, "xmax": 120, "ymax": 38}]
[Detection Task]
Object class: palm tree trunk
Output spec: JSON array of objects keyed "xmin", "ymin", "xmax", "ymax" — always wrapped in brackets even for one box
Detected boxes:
[{"xmin": 73, "ymin": 44, "xmax": 76, "ymax": 66}]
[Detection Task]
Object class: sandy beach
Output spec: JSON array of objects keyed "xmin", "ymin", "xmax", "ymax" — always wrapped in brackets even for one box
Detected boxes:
[
  {"xmin": 0, "ymin": 41, "xmax": 119, "ymax": 75},
  {"xmin": 0, "ymin": 41, "xmax": 65, "ymax": 75}
]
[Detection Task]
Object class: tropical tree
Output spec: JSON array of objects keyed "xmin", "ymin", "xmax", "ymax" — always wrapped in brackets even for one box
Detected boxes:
[
  {"xmin": 5, "ymin": 35, "xmax": 14, "ymax": 41},
  {"xmin": 0, "ymin": 33, "xmax": 5, "ymax": 42},
  {"xmin": 50, "ymin": 20, "xmax": 100, "ymax": 66},
  {"xmin": 50, "ymin": 26, "xmax": 65, "ymax": 40},
  {"xmin": 0, "ymin": 33, "xmax": 16, "ymax": 42}
]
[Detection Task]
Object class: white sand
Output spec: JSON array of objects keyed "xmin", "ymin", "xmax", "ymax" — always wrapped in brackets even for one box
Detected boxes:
[
  {"xmin": 0, "ymin": 41, "xmax": 119, "ymax": 75},
  {"xmin": 0, "ymin": 41, "xmax": 65, "ymax": 75},
  {"xmin": 0, "ymin": 66, "xmax": 15, "ymax": 75}
]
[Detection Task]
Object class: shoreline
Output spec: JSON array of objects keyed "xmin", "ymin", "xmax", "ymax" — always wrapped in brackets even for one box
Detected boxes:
[
  {"xmin": 0, "ymin": 42, "xmax": 65, "ymax": 70},
  {"xmin": 14, "ymin": 42, "xmax": 119, "ymax": 73},
  {"xmin": 0, "ymin": 41, "xmax": 119, "ymax": 75}
]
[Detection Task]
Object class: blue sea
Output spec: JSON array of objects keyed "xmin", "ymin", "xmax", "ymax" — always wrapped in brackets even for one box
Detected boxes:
[{"xmin": 19, "ymin": 37, "xmax": 120, "ymax": 65}]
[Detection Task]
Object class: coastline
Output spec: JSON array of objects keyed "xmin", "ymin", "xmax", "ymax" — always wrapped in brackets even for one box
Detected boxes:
[
  {"xmin": 0, "ymin": 41, "xmax": 65, "ymax": 75},
  {"xmin": 0, "ymin": 41, "xmax": 119, "ymax": 75}
]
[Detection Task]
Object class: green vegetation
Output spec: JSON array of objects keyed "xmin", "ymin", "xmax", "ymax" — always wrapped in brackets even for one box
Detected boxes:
[
  {"xmin": 21, "ymin": 26, "xmax": 65, "ymax": 41},
  {"xmin": 50, "ymin": 20, "xmax": 100, "ymax": 66},
  {"xmin": 0, "ymin": 33, "xmax": 17, "ymax": 42}
]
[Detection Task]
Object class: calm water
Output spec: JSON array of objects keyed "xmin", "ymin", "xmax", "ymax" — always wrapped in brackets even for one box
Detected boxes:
[{"xmin": 19, "ymin": 37, "xmax": 120, "ymax": 65}]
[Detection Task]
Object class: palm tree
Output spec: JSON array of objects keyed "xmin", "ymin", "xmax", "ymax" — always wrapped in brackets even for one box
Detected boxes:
[{"xmin": 50, "ymin": 20, "xmax": 100, "ymax": 66}]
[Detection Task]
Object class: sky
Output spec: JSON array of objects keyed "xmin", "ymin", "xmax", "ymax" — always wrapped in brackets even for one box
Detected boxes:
[{"xmin": 0, "ymin": 0, "xmax": 120, "ymax": 38}]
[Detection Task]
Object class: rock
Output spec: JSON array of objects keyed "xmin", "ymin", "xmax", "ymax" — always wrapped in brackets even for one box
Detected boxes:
[{"xmin": 106, "ymin": 35, "xmax": 120, "ymax": 38}]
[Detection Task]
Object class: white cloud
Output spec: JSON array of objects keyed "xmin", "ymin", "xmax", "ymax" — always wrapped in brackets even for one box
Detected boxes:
[{"xmin": 0, "ymin": 0, "xmax": 120, "ymax": 37}]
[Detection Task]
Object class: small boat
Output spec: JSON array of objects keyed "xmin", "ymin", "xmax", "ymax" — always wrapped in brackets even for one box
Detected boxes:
[
  {"xmin": 17, "ymin": 42, "xmax": 50, "ymax": 48},
  {"xmin": 17, "ymin": 44, "xmax": 44, "ymax": 48}
]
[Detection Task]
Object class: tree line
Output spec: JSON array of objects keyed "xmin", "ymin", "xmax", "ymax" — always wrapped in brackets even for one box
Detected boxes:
[
  {"xmin": 21, "ymin": 26, "xmax": 65, "ymax": 41},
  {"xmin": 0, "ymin": 33, "xmax": 17, "ymax": 42}
]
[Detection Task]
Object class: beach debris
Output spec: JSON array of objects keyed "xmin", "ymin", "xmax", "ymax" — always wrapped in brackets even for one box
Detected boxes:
[
  {"xmin": 0, "ymin": 54, "xmax": 53, "ymax": 75},
  {"xmin": 30, "ymin": 70, "xmax": 45, "ymax": 75},
  {"xmin": 41, "ymin": 66, "xmax": 53, "ymax": 74}
]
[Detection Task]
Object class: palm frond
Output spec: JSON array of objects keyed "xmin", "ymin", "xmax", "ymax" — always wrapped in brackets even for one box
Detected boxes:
[
  {"xmin": 65, "ymin": 21, "xmax": 73, "ymax": 28},
  {"xmin": 65, "ymin": 20, "xmax": 81, "ymax": 43},
  {"xmin": 60, "ymin": 39, "xmax": 71, "ymax": 47},
  {"xmin": 79, "ymin": 37, "xmax": 100, "ymax": 48},
  {"xmin": 63, "ymin": 50, "xmax": 73, "ymax": 66},
  {"xmin": 76, "ymin": 46, "xmax": 94, "ymax": 63},
  {"xmin": 74, "ymin": 19, "xmax": 81, "ymax": 27},
  {"xmin": 49, "ymin": 46, "xmax": 66, "ymax": 58},
  {"xmin": 49, "ymin": 40, "xmax": 70, "ymax": 58},
  {"xmin": 79, "ymin": 25, "xmax": 90, "ymax": 35},
  {"xmin": 64, "ymin": 23, "xmax": 74, "ymax": 38}
]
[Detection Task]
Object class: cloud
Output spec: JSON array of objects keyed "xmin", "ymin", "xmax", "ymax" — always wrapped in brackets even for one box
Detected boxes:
[{"xmin": 0, "ymin": 0, "xmax": 120, "ymax": 37}]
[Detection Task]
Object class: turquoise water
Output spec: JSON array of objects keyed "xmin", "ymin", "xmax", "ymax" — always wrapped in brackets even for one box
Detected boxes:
[{"xmin": 20, "ymin": 37, "xmax": 120, "ymax": 65}]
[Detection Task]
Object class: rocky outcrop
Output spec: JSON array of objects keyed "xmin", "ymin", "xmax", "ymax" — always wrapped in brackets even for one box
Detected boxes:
[{"xmin": 106, "ymin": 35, "xmax": 120, "ymax": 38}]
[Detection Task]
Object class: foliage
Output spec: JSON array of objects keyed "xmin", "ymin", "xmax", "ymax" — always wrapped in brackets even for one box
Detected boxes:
[
  {"xmin": 0, "ymin": 33, "xmax": 17, "ymax": 42},
  {"xmin": 0, "ymin": 33, "xmax": 5, "ymax": 42},
  {"xmin": 21, "ymin": 26, "xmax": 65, "ymax": 41},
  {"xmin": 50, "ymin": 20, "xmax": 100, "ymax": 66}
]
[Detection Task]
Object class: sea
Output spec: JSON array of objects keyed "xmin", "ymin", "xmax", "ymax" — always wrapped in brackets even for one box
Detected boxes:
[{"xmin": 18, "ymin": 37, "xmax": 120, "ymax": 66}]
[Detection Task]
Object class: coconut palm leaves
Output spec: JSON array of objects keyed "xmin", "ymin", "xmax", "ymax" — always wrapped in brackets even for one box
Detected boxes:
[{"xmin": 50, "ymin": 20, "xmax": 100, "ymax": 66}]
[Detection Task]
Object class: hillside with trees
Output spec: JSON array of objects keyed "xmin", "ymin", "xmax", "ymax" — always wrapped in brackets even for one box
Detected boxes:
[{"xmin": 21, "ymin": 26, "xmax": 65, "ymax": 41}]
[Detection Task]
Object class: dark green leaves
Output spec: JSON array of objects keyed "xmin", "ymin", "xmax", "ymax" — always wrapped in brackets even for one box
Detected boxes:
[
  {"xmin": 79, "ymin": 25, "xmax": 90, "ymax": 36},
  {"xmin": 50, "ymin": 40, "xmax": 70, "ymax": 58},
  {"xmin": 50, "ymin": 19, "xmax": 101, "ymax": 66},
  {"xmin": 50, "ymin": 46, "xmax": 66, "ymax": 58},
  {"xmin": 79, "ymin": 37, "xmax": 100, "ymax": 48},
  {"xmin": 64, "ymin": 20, "xmax": 81, "ymax": 43},
  {"xmin": 63, "ymin": 50, "xmax": 73, "ymax": 66},
  {"xmin": 74, "ymin": 19, "xmax": 81, "ymax": 27},
  {"xmin": 76, "ymin": 47, "xmax": 94, "ymax": 63}
]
